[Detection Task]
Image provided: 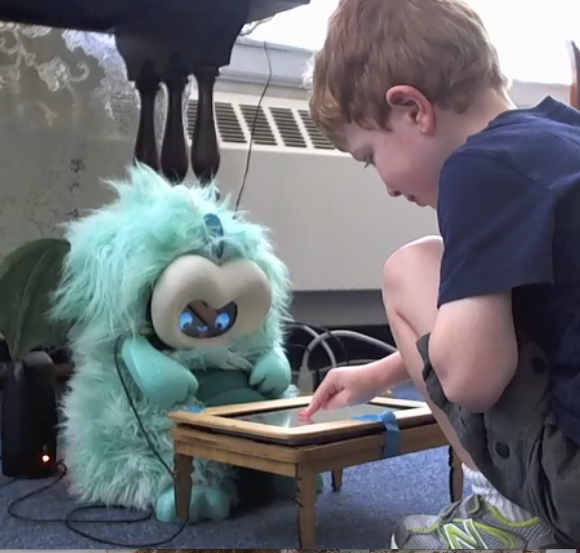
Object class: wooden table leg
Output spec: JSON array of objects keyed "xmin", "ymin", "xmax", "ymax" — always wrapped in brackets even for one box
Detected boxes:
[
  {"xmin": 174, "ymin": 451, "xmax": 193, "ymax": 521},
  {"xmin": 296, "ymin": 468, "xmax": 318, "ymax": 548},
  {"xmin": 331, "ymin": 468, "xmax": 343, "ymax": 491},
  {"xmin": 448, "ymin": 446, "xmax": 464, "ymax": 502}
]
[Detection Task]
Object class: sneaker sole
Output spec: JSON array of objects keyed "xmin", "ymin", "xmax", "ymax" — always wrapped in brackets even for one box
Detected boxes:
[{"xmin": 390, "ymin": 532, "xmax": 561, "ymax": 549}]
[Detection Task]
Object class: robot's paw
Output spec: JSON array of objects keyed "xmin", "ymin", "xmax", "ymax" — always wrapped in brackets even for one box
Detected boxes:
[
  {"xmin": 155, "ymin": 484, "xmax": 232, "ymax": 524},
  {"xmin": 190, "ymin": 484, "xmax": 231, "ymax": 521}
]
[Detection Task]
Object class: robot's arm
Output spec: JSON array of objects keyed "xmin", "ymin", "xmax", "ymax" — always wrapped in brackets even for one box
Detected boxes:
[
  {"xmin": 249, "ymin": 344, "xmax": 292, "ymax": 398},
  {"xmin": 120, "ymin": 335, "xmax": 199, "ymax": 408}
]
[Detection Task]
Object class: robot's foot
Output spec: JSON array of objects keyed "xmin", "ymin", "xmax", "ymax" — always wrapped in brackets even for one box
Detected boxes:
[{"xmin": 155, "ymin": 483, "xmax": 231, "ymax": 524}]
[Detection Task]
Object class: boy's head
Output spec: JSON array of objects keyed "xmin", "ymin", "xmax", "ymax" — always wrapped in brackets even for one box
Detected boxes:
[{"xmin": 308, "ymin": 0, "xmax": 510, "ymax": 207}]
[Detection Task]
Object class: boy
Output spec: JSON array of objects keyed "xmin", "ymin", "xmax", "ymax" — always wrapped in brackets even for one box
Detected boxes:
[{"xmin": 301, "ymin": 0, "xmax": 580, "ymax": 548}]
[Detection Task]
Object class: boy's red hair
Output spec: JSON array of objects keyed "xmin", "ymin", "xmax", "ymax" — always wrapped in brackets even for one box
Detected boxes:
[{"xmin": 307, "ymin": 0, "xmax": 508, "ymax": 149}]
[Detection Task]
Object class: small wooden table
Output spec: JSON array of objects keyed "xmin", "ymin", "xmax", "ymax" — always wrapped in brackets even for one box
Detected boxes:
[{"xmin": 170, "ymin": 396, "xmax": 462, "ymax": 547}]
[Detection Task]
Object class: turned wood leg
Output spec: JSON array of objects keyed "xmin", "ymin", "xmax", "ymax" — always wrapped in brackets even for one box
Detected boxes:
[
  {"xmin": 331, "ymin": 468, "xmax": 343, "ymax": 491},
  {"xmin": 296, "ymin": 467, "xmax": 318, "ymax": 548},
  {"xmin": 448, "ymin": 445, "xmax": 464, "ymax": 502},
  {"xmin": 174, "ymin": 451, "xmax": 193, "ymax": 521},
  {"xmin": 161, "ymin": 73, "xmax": 189, "ymax": 183},
  {"xmin": 191, "ymin": 68, "xmax": 220, "ymax": 184},
  {"xmin": 134, "ymin": 60, "xmax": 161, "ymax": 171}
]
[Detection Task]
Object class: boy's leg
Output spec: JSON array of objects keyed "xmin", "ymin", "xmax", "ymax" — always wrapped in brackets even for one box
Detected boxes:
[
  {"xmin": 382, "ymin": 236, "xmax": 557, "ymax": 549},
  {"xmin": 381, "ymin": 236, "xmax": 478, "ymax": 471}
]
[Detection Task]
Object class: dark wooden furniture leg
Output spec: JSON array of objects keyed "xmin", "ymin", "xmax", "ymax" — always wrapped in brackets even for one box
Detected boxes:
[
  {"xmin": 114, "ymin": 2, "xmax": 251, "ymax": 186},
  {"xmin": 174, "ymin": 451, "xmax": 193, "ymax": 521},
  {"xmin": 133, "ymin": 60, "xmax": 161, "ymax": 172},
  {"xmin": 448, "ymin": 445, "xmax": 464, "ymax": 501},
  {"xmin": 331, "ymin": 468, "xmax": 343, "ymax": 491}
]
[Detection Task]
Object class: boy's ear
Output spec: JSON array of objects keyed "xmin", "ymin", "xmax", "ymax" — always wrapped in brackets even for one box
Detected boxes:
[{"xmin": 386, "ymin": 85, "xmax": 435, "ymax": 134}]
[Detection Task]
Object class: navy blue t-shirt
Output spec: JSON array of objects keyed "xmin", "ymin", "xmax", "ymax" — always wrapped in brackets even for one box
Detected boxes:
[{"xmin": 437, "ymin": 96, "xmax": 580, "ymax": 446}]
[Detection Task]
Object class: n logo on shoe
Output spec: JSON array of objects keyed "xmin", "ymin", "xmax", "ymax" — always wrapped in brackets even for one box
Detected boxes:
[{"xmin": 441, "ymin": 519, "xmax": 487, "ymax": 549}]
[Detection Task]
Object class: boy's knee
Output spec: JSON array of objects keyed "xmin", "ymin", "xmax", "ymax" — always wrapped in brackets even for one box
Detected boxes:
[{"xmin": 382, "ymin": 235, "xmax": 443, "ymax": 294}]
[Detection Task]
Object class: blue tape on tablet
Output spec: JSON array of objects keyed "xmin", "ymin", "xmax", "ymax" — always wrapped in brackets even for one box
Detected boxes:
[{"xmin": 351, "ymin": 410, "xmax": 401, "ymax": 458}]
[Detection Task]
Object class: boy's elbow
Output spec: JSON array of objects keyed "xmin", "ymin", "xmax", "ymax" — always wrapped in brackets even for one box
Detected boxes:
[
  {"xmin": 430, "ymin": 345, "xmax": 514, "ymax": 413},
  {"xmin": 439, "ymin": 373, "xmax": 501, "ymax": 412}
]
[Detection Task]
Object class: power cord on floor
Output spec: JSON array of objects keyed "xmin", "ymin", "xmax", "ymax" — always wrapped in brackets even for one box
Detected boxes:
[
  {"xmin": 4, "ymin": 460, "xmax": 153, "ymax": 534},
  {"xmin": 3, "ymin": 336, "xmax": 187, "ymax": 547}
]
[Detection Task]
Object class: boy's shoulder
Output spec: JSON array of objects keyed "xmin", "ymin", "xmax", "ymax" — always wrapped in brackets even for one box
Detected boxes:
[
  {"xmin": 441, "ymin": 96, "xmax": 580, "ymax": 198},
  {"xmin": 435, "ymin": 95, "xmax": 580, "ymax": 310}
]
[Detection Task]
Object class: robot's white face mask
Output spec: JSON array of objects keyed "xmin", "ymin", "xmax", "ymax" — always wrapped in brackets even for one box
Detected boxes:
[{"xmin": 150, "ymin": 254, "xmax": 272, "ymax": 349}]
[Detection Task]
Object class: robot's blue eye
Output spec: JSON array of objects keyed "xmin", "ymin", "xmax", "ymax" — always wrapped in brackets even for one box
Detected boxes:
[
  {"xmin": 179, "ymin": 311, "xmax": 208, "ymax": 333},
  {"xmin": 179, "ymin": 301, "xmax": 238, "ymax": 339},
  {"xmin": 179, "ymin": 311, "xmax": 194, "ymax": 331},
  {"xmin": 215, "ymin": 312, "xmax": 231, "ymax": 330}
]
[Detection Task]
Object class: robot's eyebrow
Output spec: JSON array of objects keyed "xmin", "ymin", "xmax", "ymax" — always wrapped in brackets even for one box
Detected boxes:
[{"xmin": 187, "ymin": 300, "xmax": 216, "ymax": 327}]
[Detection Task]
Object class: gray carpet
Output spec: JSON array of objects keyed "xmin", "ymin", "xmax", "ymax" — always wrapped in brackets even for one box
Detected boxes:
[{"xmin": 0, "ymin": 384, "xmax": 463, "ymax": 548}]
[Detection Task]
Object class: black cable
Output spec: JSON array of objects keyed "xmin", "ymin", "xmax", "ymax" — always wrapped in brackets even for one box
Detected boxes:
[
  {"xmin": 112, "ymin": 335, "xmax": 175, "ymax": 476},
  {"xmin": 8, "ymin": 462, "xmax": 67, "ymax": 522},
  {"xmin": 234, "ymin": 40, "xmax": 273, "ymax": 210},
  {"xmin": 61, "ymin": 336, "xmax": 188, "ymax": 547},
  {"xmin": 5, "ymin": 337, "xmax": 187, "ymax": 547},
  {"xmin": 6, "ymin": 461, "xmax": 147, "ymax": 527}
]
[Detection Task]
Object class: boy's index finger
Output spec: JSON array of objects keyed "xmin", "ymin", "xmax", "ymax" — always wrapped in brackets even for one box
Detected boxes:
[
  {"xmin": 299, "ymin": 404, "xmax": 316, "ymax": 418},
  {"xmin": 300, "ymin": 386, "xmax": 329, "ymax": 418}
]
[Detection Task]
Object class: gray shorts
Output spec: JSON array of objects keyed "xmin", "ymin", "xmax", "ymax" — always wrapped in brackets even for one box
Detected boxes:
[{"xmin": 418, "ymin": 332, "xmax": 580, "ymax": 546}]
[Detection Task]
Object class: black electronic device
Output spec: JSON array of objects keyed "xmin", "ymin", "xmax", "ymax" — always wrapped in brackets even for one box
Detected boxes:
[{"xmin": 1, "ymin": 351, "xmax": 58, "ymax": 479}]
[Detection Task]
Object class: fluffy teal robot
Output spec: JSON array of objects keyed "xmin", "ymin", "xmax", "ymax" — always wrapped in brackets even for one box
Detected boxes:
[{"xmin": 50, "ymin": 164, "xmax": 299, "ymax": 523}]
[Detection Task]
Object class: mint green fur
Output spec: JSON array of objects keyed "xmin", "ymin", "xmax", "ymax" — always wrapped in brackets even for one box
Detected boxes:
[{"xmin": 50, "ymin": 164, "xmax": 299, "ymax": 521}]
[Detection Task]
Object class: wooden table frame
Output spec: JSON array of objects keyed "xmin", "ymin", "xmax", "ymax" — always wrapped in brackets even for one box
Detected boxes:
[{"xmin": 170, "ymin": 396, "xmax": 463, "ymax": 547}]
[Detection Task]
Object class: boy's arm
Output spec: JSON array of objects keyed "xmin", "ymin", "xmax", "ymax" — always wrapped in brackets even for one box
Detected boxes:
[
  {"xmin": 429, "ymin": 292, "xmax": 518, "ymax": 412},
  {"xmin": 429, "ymin": 152, "xmax": 556, "ymax": 412}
]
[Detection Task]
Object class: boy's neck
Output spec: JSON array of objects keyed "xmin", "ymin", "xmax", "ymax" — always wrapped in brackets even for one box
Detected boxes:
[
  {"xmin": 461, "ymin": 87, "xmax": 516, "ymax": 138},
  {"xmin": 439, "ymin": 87, "xmax": 516, "ymax": 153}
]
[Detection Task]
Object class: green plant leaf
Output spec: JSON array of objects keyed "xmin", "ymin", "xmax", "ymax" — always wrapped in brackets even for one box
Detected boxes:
[{"xmin": 0, "ymin": 238, "xmax": 71, "ymax": 360}]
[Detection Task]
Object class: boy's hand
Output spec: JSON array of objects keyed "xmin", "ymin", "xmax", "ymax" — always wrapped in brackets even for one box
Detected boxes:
[{"xmin": 300, "ymin": 364, "xmax": 384, "ymax": 418}]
